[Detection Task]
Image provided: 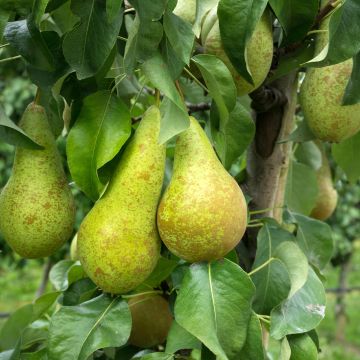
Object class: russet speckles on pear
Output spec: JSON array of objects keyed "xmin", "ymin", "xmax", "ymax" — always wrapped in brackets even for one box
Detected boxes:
[
  {"xmin": 157, "ymin": 117, "xmax": 248, "ymax": 263},
  {"xmin": 0, "ymin": 103, "xmax": 76, "ymax": 259},
  {"xmin": 77, "ymin": 106, "xmax": 166, "ymax": 294}
]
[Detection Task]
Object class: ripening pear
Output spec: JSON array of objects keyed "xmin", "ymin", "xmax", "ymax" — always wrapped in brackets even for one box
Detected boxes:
[
  {"xmin": 310, "ymin": 148, "xmax": 338, "ymax": 221},
  {"xmin": 77, "ymin": 106, "xmax": 166, "ymax": 294},
  {"xmin": 70, "ymin": 234, "xmax": 78, "ymax": 261},
  {"xmin": 0, "ymin": 103, "xmax": 75, "ymax": 258},
  {"xmin": 157, "ymin": 117, "xmax": 247, "ymax": 262},
  {"xmin": 173, "ymin": 0, "xmax": 196, "ymax": 24},
  {"xmin": 128, "ymin": 293, "xmax": 173, "ymax": 348},
  {"xmin": 300, "ymin": 18, "xmax": 360, "ymax": 142},
  {"xmin": 203, "ymin": 9, "xmax": 273, "ymax": 96}
]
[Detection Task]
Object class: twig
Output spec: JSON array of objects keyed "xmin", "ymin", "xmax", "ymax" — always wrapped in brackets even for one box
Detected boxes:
[
  {"xmin": 35, "ymin": 259, "xmax": 52, "ymax": 298},
  {"xmin": 0, "ymin": 312, "xmax": 10, "ymax": 318},
  {"xmin": 0, "ymin": 55, "xmax": 21, "ymax": 64},
  {"xmin": 326, "ymin": 286, "xmax": 360, "ymax": 294},
  {"xmin": 186, "ymin": 102, "xmax": 211, "ymax": 113}
]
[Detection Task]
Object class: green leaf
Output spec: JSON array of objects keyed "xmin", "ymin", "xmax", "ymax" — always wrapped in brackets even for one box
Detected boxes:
[
  {"xmin": 166, "ymin": 321, "xmax": 201, "ymax": 354},
  {"xmin": 49, "ymin": 260, "xmax": 86, "ymax": 291},
  {"xmin": 218, "ymin": 0, "xmax": 268, "ymax": 84},
  {"xmin": 62, "ymin": 278, "xmax": 98, "ymax": 306},
  {"xmin": 192, "ymin": 54, "xmax": 236, "ymax": 120},
  {"xmin": 295, "ymin": 141, "xmax": 322, "ymax": 171},
  {"xmin": 293, "ymin": 213, "xmax": 334, "ymax": 270},
  {"xmin": 279, "ymin": 120, "xmax": 316, "ymax": 144},
  {"xmin": 163, "ymin": 10, "xmax": 194, "ymax": 64},
  {"xmin": 140, "ymin": 354, "xmax": 174, "ymax": 360},
  {"xmin": 343, "ymin": 51, "xmax": 360, "ymax": 105},
  {"xmin": 31, "ymin": 0, "xmax": 51, "ymax": 27},
  {"xmin": 285, "ymin": 161, "xmax": 318, "ymax": 215},
  {"xmin": 332, "ymin": 130, "xmax": 360, "ymax": 183},
  {"xmin": 48, "ymin": 294, "xmax": 131, "ymax": 360},
  {"xmin": 192, "ymin": 0, "xmax": 218, "ymax": 38},
  {"xmin": 288, "ymin": 333, "xmax": 318, "ymax": 360},
  {"xmin": 237, "ymin": 312, "xmax": 264, "ymax": 360},
  {"xmin": 161, "ymin": 36, "xmax": 185, "ymax": 79},
  {"xmin": 269, "ymin": 0, "xmax": 318, "ymax": 45},
  {"xmin": 0, "ymin": 106, "xmax": 43, "ymax": 149},
  {"xmin": 0, "ymin": 10, "xmax": 10, "ymax": 42},
  {"xmin": 141, "ymin": 53, "xmax": 189, "ymax": 143},
  {"xmin": 175, "ymin": 259, "xmax": 255, "ymax": 360},
  {"xmin": 63, "ymin": 0, "xmax": 123, "ymax": 79},
  {"xmin": 270, "ymin": 268, "xmax": 326, "ymax": 339},
  {"xmin": 309, "ymin": 0, "xmax": 360, "ymax": 66},
  {"xmin": 67, "ymin": 90, "xmax": 131, "ymax": 200},
  {"xmin": 251, "ymin": 258, "xmax": 291, "ymax": 315},
  {"xmin": 107, "ymin": 0, "xmax": 123, "ymax": 22}
]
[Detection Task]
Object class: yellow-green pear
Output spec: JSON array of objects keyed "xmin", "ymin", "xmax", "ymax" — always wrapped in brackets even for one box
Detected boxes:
[
  {"xmin": 203, "ymin": 10, "xmax": 273, "ymax": 96},
  {"xmin": 300, "ymin": 19, "xmax": 360, "ymax": 142},
  {"xmin": 0, "ymin": 103, "xmax": 75, "ymax": 258},
  {"xmin": 157, "ymin": 117, "xmax": 247, "ymax": 262},
  {"xmin": 128, "ymin": 293, "xmax": 173, "ymax": 348},
  {"xmin": 70, "ymin": 234, "xmax": 78, "ymax": 261},
  {"xmin": 310, "ymin": 150, "xmax": 337, "ymax": 221},
  {"xmin": 77, "ymin": 106, "xmax": 166, "ymax": 294},
  {"xmin": 173, "ymin": 0, "xmax": 196, "ymax": 24}
]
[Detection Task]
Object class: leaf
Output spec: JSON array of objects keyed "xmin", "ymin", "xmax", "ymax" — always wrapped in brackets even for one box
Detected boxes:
[
  {"xmin": 107, "ymin": 0, "xmax": 123, "ymax": 22},
  {"xmin": 332, "ymin": 130, "xmax": 360, "ymax": 183},
  {"xmin": 166, "ymin": 321, "xmax": 201, "ymax": 354},
  {"xmin": 295, "ymin": 141, "xmax": 322, "ymax": 171},
  {"xmin": 270, "ymin": 267, "xmax": 326, "ymax": 339},
  {"xmin": 288, "ymin": 333, "xmax": 318, "ymax": 360},
  {"xmin": 163, "ymin": 10, "xmax": 195, "ymax": 64},
  {"xmin": 140, "ymin": 354, "xmax": 174, "ymax": 360},
  {"xmin": 293, "ymin": 213, "xmax": 334, "ymax": 270},
  {"xmin": 62, "ymin": 0, "xmax": 123, "ymax": 79},
  {"xmin": 31, "ymin": 0, "xmax": 51, "ymax": 27},
  {"xmin": 48, "ymin": 294, "xmax": 131, "ymax": 360},
  {"xmin": 161, "ymin": 36, "xmax": 185, "ymax": 79},
  {"xmin": 0, "ymin": 10, "xmax": 10, "ymax": 42},
  {"xmin": 62, "ymin": 278, "xmax": 98, "ymax": 306},
  {"xmin": 49, "ymin": 260, "xmax": 86, "ymax": 291},
  {"xmin": 67, "ymin": 90, "xmax": 131, "ymax": 200},
  {"xmin": 343, "ymin": 51, "xmax": 360, "ymax": 105},
  {"xmin": 0, "ymin": 106, "xmax": 43, "ymax": 149},
  {"xmin": 269, "ymin": 0, "xmax": 318, "ymax": 45},
  {"xmin": 213, "ymin": 100, "xmax": 255, "ymax": 169},
  {"xmin": 218, "ymin": 0, "xmax": 268, "ymax": 84},
  {"xmin": 192, "ymin": 54, "xmax": 236, "ymax": 120},
  {"xmin": 192, "ymin": 0, "xmax": 218, "ymax": 37},
  {"xmin": 237, "ymin": 312, "xmax": 264, "ymax": 360},
  {"xmin": 308, "ymin": 0, "xmax": 360, "ymax": 66},
  {"xmin": 175, "ymin": 259, "xmax": 255, "ymax": 360},
  {"xmin": 273, "ymin": 242, "xmax": 309, "ymax": 297},
  {"xmin": 285, "ymin": 161, "xmax": 318, "ymax": 215},
  {"xmin": 279, "ymin": 120, "xmax": 316, "ymax": 144},
  {"xmin": 141, "ymin": 53, "xmax": 189, "ymax": 143},
  {"xmin": 142, "ymin": 257, "xmax": 179, "ymax": 289},
  {"xmin": 251, "ymin": 258, "xmax": 291, "ymax": 315}
]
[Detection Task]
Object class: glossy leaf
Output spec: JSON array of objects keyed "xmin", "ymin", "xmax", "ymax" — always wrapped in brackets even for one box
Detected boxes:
[
  {"xmin": 218, "ymin": 0, "xmax": 268, "ymax": 84},
  {"xmin": 63, "ymin": 0, "xmax": 123, "ymax": 79},
  {"xmin": 49, "ymin": 260, "xmax": 86, "ymax": 291},
  {"xmin": 142, "ymin": 257, "xmax": 179, "ymax": 289},
  {"xmin": 343, "ymin": 51, "xmax": 360, "ymax": 105},
  {"xmin": 48, "ymin": 294, "xmax": 131, "ymax": 360},
  {"xmin": 62, "ymin": 278, "xmax": 98, "ymax": 306},
  {"xmin": 107, "ymin": 0, "xmax": 123, "ymax": 22},
  {"xmin": 285, "ymin": 161, "xmax": 318, "ymax": 215},
  {"xmin": 175, "ymin": 259, "xmax": 255, "ymax": 360},
  {"xmin": 161, "ymin": 36, "xmax": 185, "ymax": 79},
  {"xmin": 166, "ymin": 321, "xmax": 201, "ymax": 354},
  {"xmin": 67, "ymin": 90, "xmax": 131, "ymax": 200},
  {"xmin": 293, "ymin": 213, "xmax": 334, "ymax": 270},
  {"xmin": 270, "ymin": 268, "xmax": 326, "ymax": 339},
  {"xmin": 288, "ymin": 333, "xmax": 318, "ymax": 360},
  {"xmin": 332, "ymin": 130, "xmax": 360, "ymax": 183}
]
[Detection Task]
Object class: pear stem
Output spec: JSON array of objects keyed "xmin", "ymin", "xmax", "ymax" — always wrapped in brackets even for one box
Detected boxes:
[
  {"xmin": 248, "ymin": 257, "xmax": 275, "ymax": 276},
  {"xmin": 34, "ymin": 88, "xmax": 41, "ymax": 105}
]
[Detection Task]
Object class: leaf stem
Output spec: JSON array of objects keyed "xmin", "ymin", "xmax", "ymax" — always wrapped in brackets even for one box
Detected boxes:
[
  {"xmin": 247, "ymin": 223, "xmax": 264, "ymax": 228},
  {"xmin": 117, "ymin": 36, "xmax": 128, "ymax": 42},
  {"xmin": 155, "ymin": 89, "xmax": 160, "ymax": 107},
  {"xmin": 0, "ymin": 55, "xmax": 21, "ymax": 64},
  {"xmin": 257, "ymin": 314, "xmax": 271, "ymax": 324},
  {"xmin": 249, "ymin": 206, "xmax": 283, "ymax": 215},
  {"xmin": 184, "ymin": 67, "xmax": 209, "ymax": 93},
  {"xmin": 34, "ymin": 88, "xmax": 41, "ymax": 105},
  {"xmin": 122, "ymin": 290, "xmax": 163, "ymax": 299},
  {"xmin": 175, "ymin": 80, "xmax": 185, "ymax": 102},
  {"xmin": 248, "ymin": 257, "xmax": 275, "ymax": 276},
  {"xmin": 0, "ymin": 43, "xmax": 10, "ymax": 49}
]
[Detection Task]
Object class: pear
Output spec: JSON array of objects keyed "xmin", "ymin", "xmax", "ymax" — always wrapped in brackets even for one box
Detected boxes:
[
  {"xmin": 157, "ymin": 117, "xmax": 247, "ymax": 262},
  {"xmin": 0, "ymin": 103, "xmax": 75, "ymax": 258},
  {"xmin": 128, "ymin": 293, "xmax": 173, "ymax": 348},
  {"xmin": 310, "ymin": 149, "xmax": 337, "ymax": 221},
  {"xmin": 173, "ymin": 0, "xmax": 196, "ymax": 24},
  {"xmin": 203, "ymin": 10, "xmax": 273, "ymax": 96},
  {"xmin": 300, "ymin": 18, "xmax": 360, "ymax": 142},
  {"xmin": 77, "ymin": 106, "xmax": 166, "ymax": 294},
  {"xmin": 70, "ymin": 234, "xmax": 78, "ymax": 261}
]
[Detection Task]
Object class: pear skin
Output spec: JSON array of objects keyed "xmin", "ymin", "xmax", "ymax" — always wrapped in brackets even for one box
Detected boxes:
[
  {"xmin": 300, "ymin": 19, "xmax": 360, "ymax": 142},
  {"xmin": 128, "ymin": 294, "xmax": 173, "ymax": 348},
  {"xmin": 70, "ymin": 234, "xmax": 78, "ymax": 261},
  {"xmin": 0, "ymin": 103, "xmax": 75, "ymax": 258},
  {"xmin": 77, "ymin": 106, "xmax": 166, "ymax": 294},
  {"xmin": 204, "ymin": 11, "xmax": 273, "ymax": 96},
  {"xmin": 157, "ymin": 117, "xmax": 247, "ymax": 262}
]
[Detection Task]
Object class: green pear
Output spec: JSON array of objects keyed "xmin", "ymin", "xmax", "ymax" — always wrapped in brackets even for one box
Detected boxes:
[
  {"xmin": 77, "ymin": 106, "xmax": 166, "ymax": 294},
  {"xmin": 203, "ymin": 10, "xmax": 273, "ymax": 96},
  {"xmin": 128, "ymin": 293, "xmax": 173, "ymax": 348},
  {"xmin": 157, "ymin": 117, "xmax": 247, "ymax": 262},
  {"xmin": 300, "ymin": 19, "xmax": 360, "ymax": 142},
  {"xmin": 70, "ymin": 233, "xmax": 78, "ymax": 261},
  {"xmin": 0, "ymin": 103, "xmax": 75, "ymax": 258},
  {"xmin": 310, "ymin": 149, "xmax": 337, "ymax": 221},
  {"xmin": 173, "ymin": 0, "xmax": 196, "ymax": 24}
]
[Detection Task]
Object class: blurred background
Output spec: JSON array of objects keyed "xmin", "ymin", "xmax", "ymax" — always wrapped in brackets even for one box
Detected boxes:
[{"xmin": 1, "ymin": 53, "xmax": 360, "ymax": 360}]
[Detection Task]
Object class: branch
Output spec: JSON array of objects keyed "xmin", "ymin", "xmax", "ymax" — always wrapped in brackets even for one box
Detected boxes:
[
  {"xmin": 326, "ymin": 286, "xmax": 360, "ymax": 294},
  {"xmin": 186, "ymin": 102, "xmax": 211, "ymax": 114},
  {"xmin": 35, "ymin": 259, "xmax": 52, "ymax": 298}
]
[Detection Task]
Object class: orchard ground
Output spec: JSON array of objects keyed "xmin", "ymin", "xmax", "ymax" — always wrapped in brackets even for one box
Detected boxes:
[{"xmin": 1, "ymin": 249, "xmax": 359, "ymax": 360}]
